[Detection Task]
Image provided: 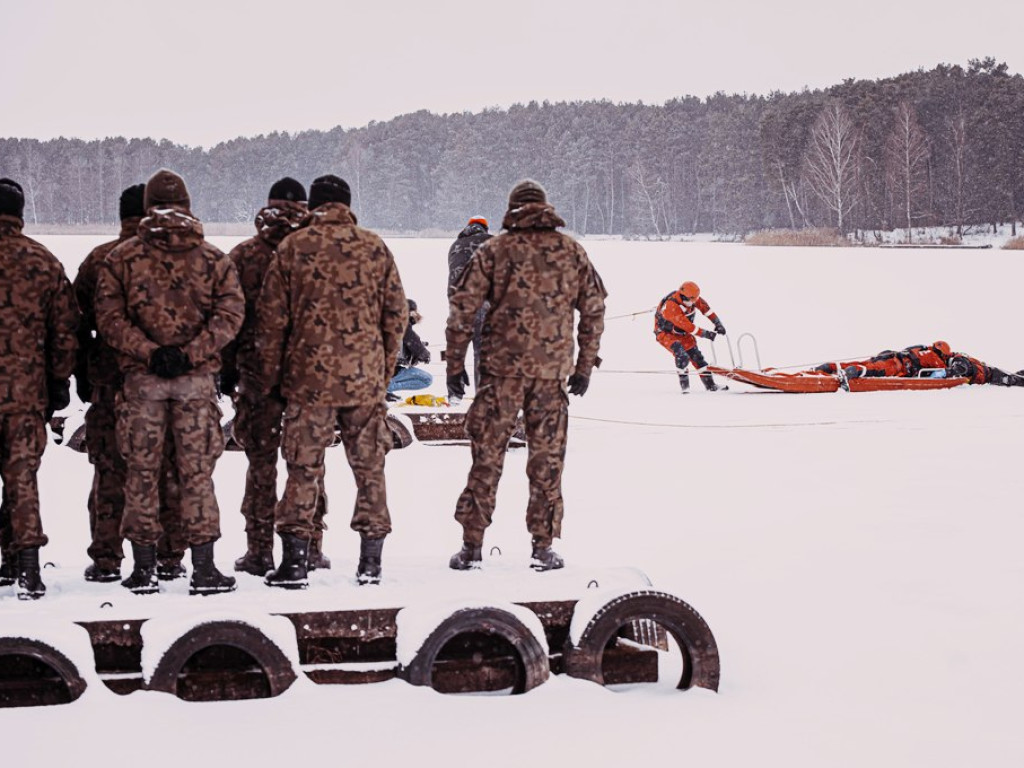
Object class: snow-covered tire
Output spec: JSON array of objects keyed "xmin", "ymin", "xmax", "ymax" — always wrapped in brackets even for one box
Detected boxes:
[
  {"xmin": 401, "ymin": 607, "xmax": 549, "ymax": 694},
  {"xmin": 565, "ymin": 590, "xmax": 720, "ymax": 691},
  {"xmin": 147, "ymin": 621, "xmax": 296, "ymax": 700},
  {"xmin": 385, "ymin": 414, "xmax": 414, "ymax": 449},
  {"xmin": 0, "ymin": 637, "xmax": 88, "ymax": 707}
]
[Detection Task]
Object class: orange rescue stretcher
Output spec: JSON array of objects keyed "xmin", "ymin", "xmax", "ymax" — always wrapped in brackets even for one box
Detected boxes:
[{"xmin": 706, "ymin": 366, "xmax": 968, "ymax": 394}]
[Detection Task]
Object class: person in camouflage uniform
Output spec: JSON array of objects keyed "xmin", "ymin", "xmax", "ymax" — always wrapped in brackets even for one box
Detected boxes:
[
  {"xmin": 445, "ymin": 179, "xmax": 606, "ymax": 572},
  {"xmin": 221, "ymin": 178, "xmax": 329, "ymax": 576},
  {"xmin": 258, "ymin": 174, "xmax": 407, "ymax": 588},
  {"xmin": 74, "ymin": 184, "xmax": 187, "ymax": 583},
  {"xmin": 447, "ymin": 216, "xmax": 492, "ymax": 391},
  {"xmin": 95, "ymin": 169, "xmax": 244, "ymax": 596},
  {"xmin": 0, "ymin": 178, "xmax": 79, "ymax": 599}
]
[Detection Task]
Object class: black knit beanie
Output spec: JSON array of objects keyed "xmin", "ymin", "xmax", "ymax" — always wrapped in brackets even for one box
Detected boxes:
[
  {"xmin": 308, "ymin": 174, "xmax": 351, "ymax": 210},
  {"xmin": 0, "ymin": 178, "xmax": 25, "ymax": 219},
  {"xmin": 119, "ymin": 184, "xmax": 146, "ymax": 221},
  {"xmin": 508, "ymin": 179, "xmax": 547, "ymax": 206},
  {"xmin": 268, "ymin": 177, "xmax": 307, "ymax": 204},
  {"xmin": 144, "ymin": 169, "xmax": 191, "ymax": 211}
]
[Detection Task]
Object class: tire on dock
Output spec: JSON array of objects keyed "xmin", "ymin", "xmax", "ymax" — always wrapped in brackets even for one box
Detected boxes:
[
  {"xmin": 399, "ymin": 606, "xmax": 549, "ymax": 694},
  {"xmin": 0, "ymin": 637, "xmax": 88, "ymax": 707},
  {"xmin": 564, "ymin": 590, "xmax": 720, "ymax": 691},
  {"xmin": 147, "ymin": 621, "xmax": 297, "ymax": 701}
]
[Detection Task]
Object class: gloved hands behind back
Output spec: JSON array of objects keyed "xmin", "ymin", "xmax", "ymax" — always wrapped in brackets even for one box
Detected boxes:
[{"xmin": 149, "ymin": 346, "xmax": 193, "ymax": 379}]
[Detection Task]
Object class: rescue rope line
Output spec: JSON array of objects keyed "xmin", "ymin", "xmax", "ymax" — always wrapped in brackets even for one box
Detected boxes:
[
  {"xmin": 569, "ymin": 414, "xmax": 891, "ymax": 429},
  {"xmin": 606, "ymin": 307, "xmax": 655, "ymax": 321}
]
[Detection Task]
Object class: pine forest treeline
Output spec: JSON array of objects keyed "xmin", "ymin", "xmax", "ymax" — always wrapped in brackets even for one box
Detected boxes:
[{"xmin": 1, "ymin": 59, "xmax": 1022, "ymax": 238}]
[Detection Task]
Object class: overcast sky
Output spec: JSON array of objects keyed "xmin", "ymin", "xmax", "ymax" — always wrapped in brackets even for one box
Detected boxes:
[{"xmin": 2, "ymin": 0, "xmax": 1022, "ymax": 148}]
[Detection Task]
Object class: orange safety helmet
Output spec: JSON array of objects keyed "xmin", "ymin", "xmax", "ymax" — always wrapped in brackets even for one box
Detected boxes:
[
  {"xmin": 679, "ymin": 281, "xmax": 701, "ymax": 301},
  {"xmin": 468, "ymin": 216, "xmax": 488, "ymax": 228},
  {"xmin": 933, "ymin": 340, "xmax": 951, "ymax": 356}
]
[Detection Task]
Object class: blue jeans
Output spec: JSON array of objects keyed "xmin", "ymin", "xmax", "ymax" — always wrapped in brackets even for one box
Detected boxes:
[{"xmin": 387, "ymin": 367, "xmax": 433, "ymax": 393}]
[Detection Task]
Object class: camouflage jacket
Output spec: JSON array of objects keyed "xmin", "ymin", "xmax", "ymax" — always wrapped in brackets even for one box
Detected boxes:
[
  {"xmin": 73, "ymin": 218, "xmax": 141, "ymax": 392},
  {"xmin": 447, "ymin": 222, "xmax": 492, "ymax": 295},
  {"xmin": 0, "ymin": 214, "xmax": 79, "ymax": 413},
  {"xmin": 94, "ymin": 208, "xmax": 244, "ymax": 377},
  {"xmin": 446, "ymin": 202, "xmax": 607, "ymax": 380},
  {"xmin": 257, "ymin": 202, "xmax": 407, "ymax": 406},
  {"xmin": 222, "ymin": 202, "xmax": 307, "ymax": 386}
]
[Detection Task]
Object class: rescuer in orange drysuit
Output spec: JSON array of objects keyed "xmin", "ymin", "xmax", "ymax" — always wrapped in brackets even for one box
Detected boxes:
[
  {"xmin": 654, "ymin": 281, "xmax": 728, "ymax": 394},
  {"xmin": 815, "ymin": 341, "xmax": 952, "ymax": 380}
]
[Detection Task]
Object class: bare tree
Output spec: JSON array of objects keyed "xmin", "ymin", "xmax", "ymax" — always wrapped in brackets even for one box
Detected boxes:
[
  {"xmin": 945, "ymin": 110, "xmax": 968, "ymax": 236},
  {"xmin": 885, "ymin": 101, "xmax": 930, "ymax": 241},
  {"xmin": 803, "ymin": 101, "xmax": 860, "ymax": 233}
]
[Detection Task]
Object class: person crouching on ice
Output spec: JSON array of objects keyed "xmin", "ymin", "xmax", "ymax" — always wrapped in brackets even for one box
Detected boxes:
[{"xmin": 654, "ymin": 281, "xmax": 727, "ymax": 394}]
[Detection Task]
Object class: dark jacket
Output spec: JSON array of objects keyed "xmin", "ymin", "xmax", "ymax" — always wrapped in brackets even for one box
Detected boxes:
[{"xmin": 447, "ymin": 222, "xmax": 492, "ymax": 295}]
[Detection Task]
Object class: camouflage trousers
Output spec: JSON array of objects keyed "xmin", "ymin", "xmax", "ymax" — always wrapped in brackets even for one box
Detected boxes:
[
  {"xmin": 231, "ymin": 391, "xmax": 329, "ymax": 550},
  {"xmin": 0, "ymin": 411, "xmax": 48, "ymax": 553},
  {"xmin": 86, "ymin": 387, "xmax": 185, "ymax": 570},
  {"xmin": 116, "ymin": 373, "xmax": 224, "ymax": 547},
  {"xmin": 276, "ymin": 402, "xmax": 390, "ymax": 540},
  {"xmin": 455, "ymin": 375, "xmax": 568, "ymax": 548}
]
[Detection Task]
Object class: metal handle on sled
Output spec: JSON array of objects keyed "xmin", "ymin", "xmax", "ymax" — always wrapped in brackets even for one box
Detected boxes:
[
  {"xmin": 707, "ymin": 334, "xmax": 737, "ymax": 369},
  {"xmin": 735, "ymin": 333, "xmax": 762, "ymax": 370}
]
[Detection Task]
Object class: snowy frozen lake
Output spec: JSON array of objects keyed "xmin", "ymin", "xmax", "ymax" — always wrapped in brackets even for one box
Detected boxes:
[{"xmin": 3, "ymin": 235, "xmax": 1023, "ymax": 767}]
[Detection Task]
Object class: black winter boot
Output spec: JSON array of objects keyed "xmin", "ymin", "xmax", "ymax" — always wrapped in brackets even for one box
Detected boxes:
[
  {"xmin": 355, "ymin": 536, "xmax": 385, "ymax": 585},
  {"xmin": 700, "ymin": 373, "xmax": 728, "ymax": 392},
  {"xmin": 449, "ymin": 541, "xmax": 483, "ymax": 570},
  {"xmin": 189, "ymin": 541, "xmax": 236, "ymax": 595},
  {"xmin": 677, "ymin": 372, "xmax": 690, "ymax": 394},
  {"xmin": 234, "ymin": 543, "xmax": 275, "ymax": 576},
  {"xmin": 0, "ymin": 550, "xmax": 16, "ymax": 587},
  {"xmin": 122, "ymin": 542, "xmax": 159, "ymax": 595},
  {"xmin": 84, "ymin": 562, "xmax": 121, "ymax": 583},
  {"xmin": 16, "ymin": 547, "xmax": 46, "ymax": 600},
  {"xmin": 264, "ymin": 533, "xmax": 309, "ymax": 590},
  {"xmin": 308, "ymin": 535, "xmax": 331, "ymax": 571},
  {"xmin": 530, "ymin": 542, "xmax": 564, "ymax": 572},
  {"xmin": 157, "ymin": 560, "xmax": 187, "ymax": 581}
]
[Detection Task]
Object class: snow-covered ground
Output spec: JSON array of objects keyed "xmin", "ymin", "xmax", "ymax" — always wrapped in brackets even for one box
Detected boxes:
[{"xmin": 3, "ymin": 236, "xmax": 1023, "ymax": 767}]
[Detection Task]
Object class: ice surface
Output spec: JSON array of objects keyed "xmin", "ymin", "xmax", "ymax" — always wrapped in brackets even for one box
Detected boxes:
[{"xmin": 1, "ymin": 236, "xmax": 1022, "ymax": 767}]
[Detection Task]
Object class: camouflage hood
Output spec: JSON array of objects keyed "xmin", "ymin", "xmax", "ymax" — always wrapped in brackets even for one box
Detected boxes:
[
  {"xmin": 0, "ymin": 213, "xmax": 24, "ymax": 237},
  {"xmin": 255, "ymin": 200, "xmax": 308, "ymax": 247},
  {"xmin": 307, "ymin": 201, "xmax": 358, "ymax": 227},
  {"xmin": 138, "ymin": 207, "xmax": 204, "ymax": 252},
  {"xmin": 501, "ymin": 202, "xmax": 566, "ymax": 231}
]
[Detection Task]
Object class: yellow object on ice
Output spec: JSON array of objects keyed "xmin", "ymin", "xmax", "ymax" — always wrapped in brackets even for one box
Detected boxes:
[{"xmin": 405, "ymin": 394, "xmax": 448, "ymax": 407}]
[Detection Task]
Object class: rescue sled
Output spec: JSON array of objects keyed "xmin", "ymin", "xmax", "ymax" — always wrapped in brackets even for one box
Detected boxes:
[
  {"xmin": 707, "ymin": 366, "xmax": 841, "ymax": 393},
  {"xmin": 845, "ymin": 375, "xmax": 968, "ymax": 392}
]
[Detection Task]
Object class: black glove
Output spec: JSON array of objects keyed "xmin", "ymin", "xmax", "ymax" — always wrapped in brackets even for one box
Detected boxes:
[
  {"xmin": 447, "ymin": 370, "xmax": 470, "ymax": 400},
  {"xmin": 415, "ymin": 348, "xmax": 432, "ymax": 365},
  {"xmin": 218, "ymin": 368, "xmax": 240, "ymax": 397},
  {"xmin": 567, "ymin": 372, "xmax": 590, "ymax": 397},
  {"xmin": 713, "ymin": 319, "xmax": 726, "ymax": 335},
  {"xmin": 47, "ymin": 378, "xmax": 71, "ymax": 420},
  {"xmin": 75, "ymin": 372, "xmax": 93, "ymax": 404},
  {"xmin": 703, "ymin": 330, "xmax": 717, "ymax": 342},
  {"xmin": 149, "ymin": 346, "xmax": 193, "ymax": 379}
]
